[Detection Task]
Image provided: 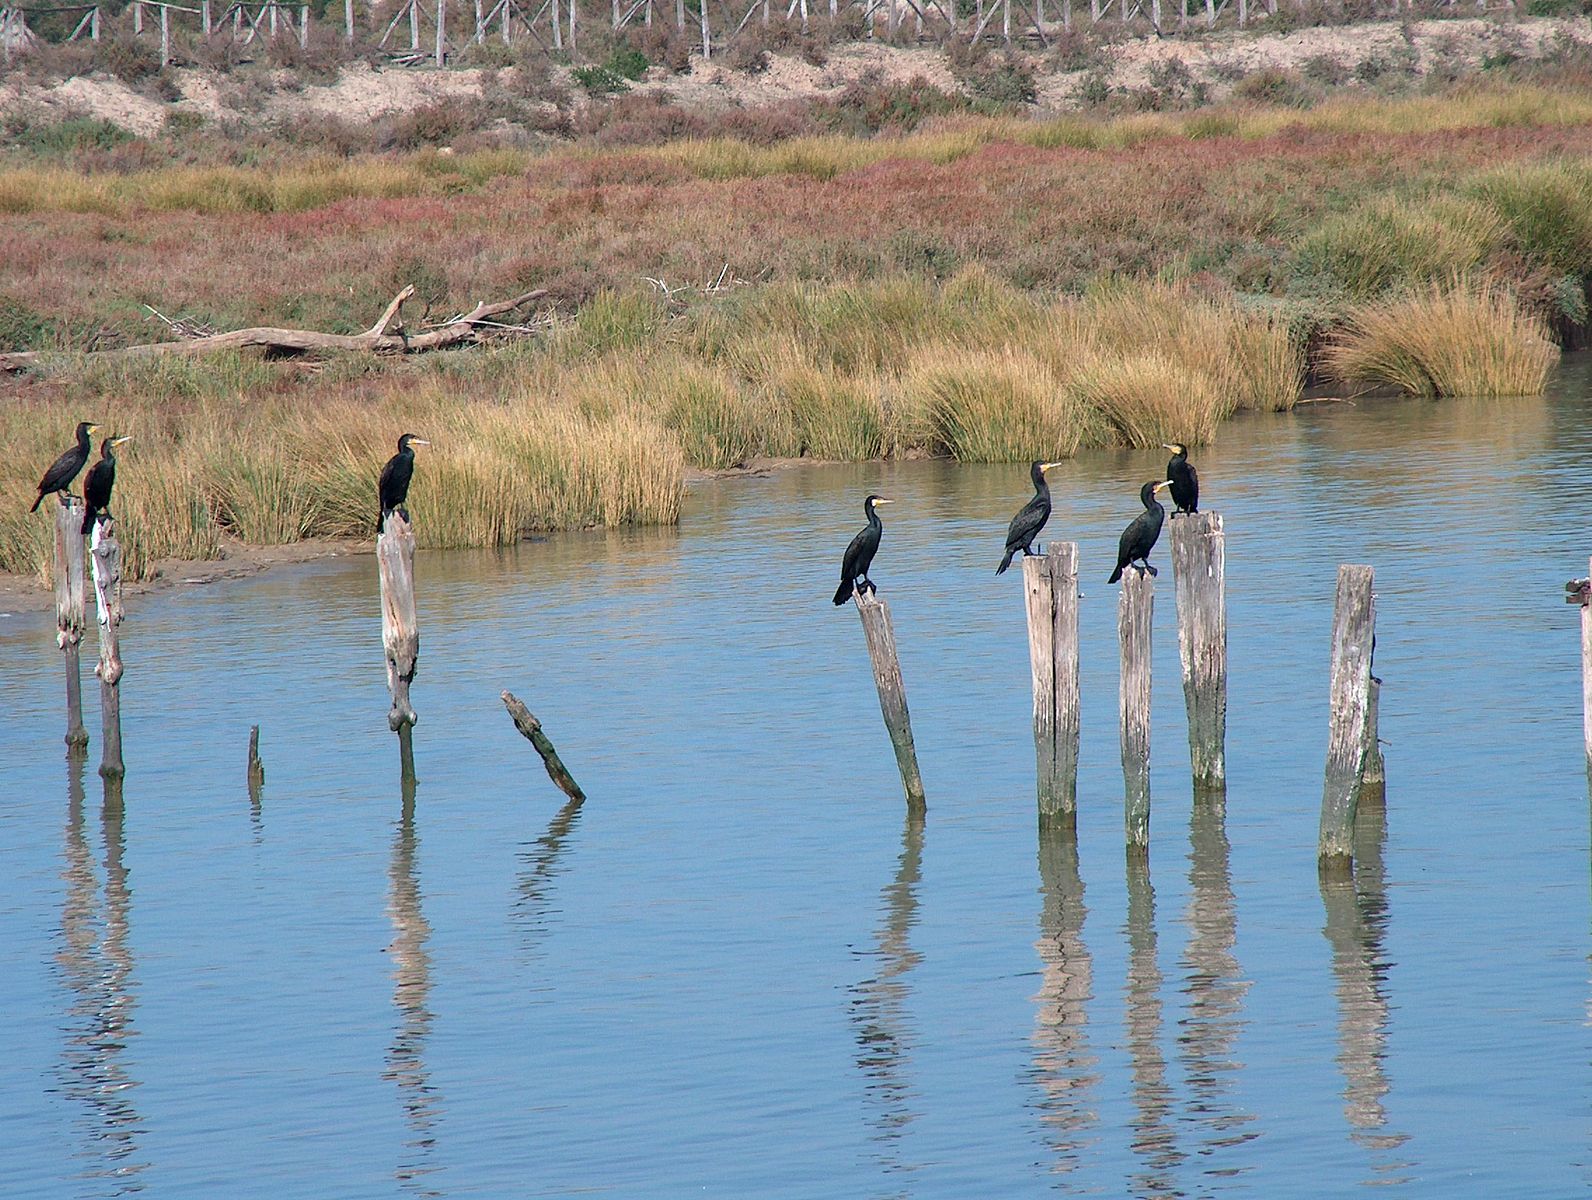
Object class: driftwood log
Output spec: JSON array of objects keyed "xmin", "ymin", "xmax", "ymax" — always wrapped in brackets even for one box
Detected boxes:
[
  {"xmin": 501, "ymin": 691, "xmax": 586, "ymax": 802},
  {"xmin": 0, "ymin": 287, "xmax": 549, "ymax": 373}
]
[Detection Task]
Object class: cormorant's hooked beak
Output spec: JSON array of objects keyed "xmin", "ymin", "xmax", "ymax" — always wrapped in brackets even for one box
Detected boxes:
[
  {"xmin": 1153, "ymin": 480, "xmax": 1174, "ymax": 492},
  {"xmin": 88, "ymin": 423, "xmax": 101, "ymax": 433},
  {"xmin": 1162, "ymin": 443, "xmax": 1181, "ymax": 452},
  {"xmin": 111, "ymin": 435, "xmax": 133, "ymax": 446},
  {"xmin": 410, "ymin": 438, "xmax": 431, "ymax": 449},
  {"xmin": 873, "ymin": 497, "xmax": 894, "ymax": 504},
  {"xmin": 1039, "ymin": 461, "xmax": 1064, "ymax": 472}
]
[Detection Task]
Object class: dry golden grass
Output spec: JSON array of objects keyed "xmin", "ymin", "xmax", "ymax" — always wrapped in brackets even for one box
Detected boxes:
[
  {"xmin": 1323, "ymin": 282, "xmax": 1559, "ymax": 398},
  {"xmin": 1067, "ymin": 350, "xmax": 1226, "ymax": 448},
  {"xmin": 902, "ymin": 346, "xmax": 1094, "ymax": 462}
]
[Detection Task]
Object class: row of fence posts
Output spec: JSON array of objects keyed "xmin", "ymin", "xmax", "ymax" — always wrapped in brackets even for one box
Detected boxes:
[
  {"xmin": 51, "ymin": 499, "xmax": 126, "ymax": 783},
  {"xmin": 848, "ymin": 511, "xmax": 1385, "ymax": 870}
]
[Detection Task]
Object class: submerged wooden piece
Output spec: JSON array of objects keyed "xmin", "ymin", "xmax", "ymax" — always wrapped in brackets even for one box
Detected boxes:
[
  {"xmin": 502, "ymin": 691, "xmax": 586, "ymax": 802},
  {"xmin": 378, "ymin": 513, "xmax": 419, "ymax": 732},
  {"xmin": 1169, "ymin": 512, "xmax": 1227, "ymax": 793},
  {"xmin": 854, "ymin": 590, "xmax": 926, "ymax": 811},
  {"xmin": 1022, "ymin": 543, "xmax": 1080, "ymax": 820},
  {"xmin": 1319, "ymin": 565, "xmax": 1375, "ymax": 865},
  {"xmin": 90, "ymin": 519, "xmax": 125, "ymax": 780},
  {"xmin": 53, "ymin": 497, "xmax": 89, "ymax": 749},
  {"xmin": 1118, "ymin": 567, "xmax": 1153, "ymax": 851}
]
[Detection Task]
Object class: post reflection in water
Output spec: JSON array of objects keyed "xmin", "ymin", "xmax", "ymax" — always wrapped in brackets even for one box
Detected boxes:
[
  {"xmin": 1029, "ymin": 820, "xmax": 1099, "ymax": 1176},
  {"xmin": 55, "ymin": 754, "xmax": 148, "ymax": 1195},
  {"xmin": 1125, "ymin": 855, "xmax": 1182, "ymax": 1199},
  {"xmin": 848, "ymin": 808, "xmax": 925, "ymax": 1190},
  {"xmin": 1319, "ymin": 793, "xmax": 1412, "ymax": 1185},
  {"xmin": 386, "ymin": 758, "xmax": 444, "ymax": 1198},
  {"xmin": 1177, "ymin": 798, "xmax": 1258, "ymax": 1167},
  {"xmin": 512, "ymin": 793, "xmax": 586, "ymax": 954}
]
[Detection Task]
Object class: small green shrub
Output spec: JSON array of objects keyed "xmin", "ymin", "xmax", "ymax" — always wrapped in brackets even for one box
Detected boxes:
[{"xmin": 573, "ymin": 64, "xmax": 631, "ymax": 95}]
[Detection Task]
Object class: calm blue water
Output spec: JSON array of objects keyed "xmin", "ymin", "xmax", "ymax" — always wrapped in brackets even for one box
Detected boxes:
[{"xmin": 2, "ymin": 368, "xmax": 1590, "ymax": 1198}]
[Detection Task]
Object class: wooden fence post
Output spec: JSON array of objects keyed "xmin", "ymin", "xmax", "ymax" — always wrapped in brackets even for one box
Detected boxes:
[
  {"xmin": 90, "ymin": 520, "xmax": 125, "ymax": 780},
  {"xmin": 1318, "ymin": 565, "xmax": 1375, "ymax": 866},
  {"xmin": 345, "ymin": 0, "xmax": 354, "ymax": 39},
  {"xmin": 855, "ymin": 591, "xmax": 926, "ymax": 810},
  {"xmin": 1170, "ymin": 512, "xmax": 1226, "ymax": 796},
  {"xmin": 1118, "ymin": 568, "xmax": 1153, "ymax": 852},
  {"xmin": 378, "ymin": 513, "xmax": 419, "ymax": 732},
  {"xmin": 1023, "ymin": 543, "xmax": 1080, "ymax": 823},
  {"xmin": 53, "ymin": 499, "xmax": 90, "ymax": 750}
]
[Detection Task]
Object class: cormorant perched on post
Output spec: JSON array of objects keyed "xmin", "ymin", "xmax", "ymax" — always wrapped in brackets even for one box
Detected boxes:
[
  {"xmin": 1108, "ymin": 481, "xmax": 1173, "ymax": 583},
  {"xmin": 833, "ymin": 494, "xmax": 893, "ymax": 606},
  {"xmin": 1164, "ymin": 442, "xmax": 1198, "ymax": 516},
  {"xmin": 29, "ymin": 421, "xmax": 98, "ymax": 512},
  {"xmin": 996, "ymin": 460, "xmax": 1065, "ymax": 575},
  {"xmin": 377, "ymin": 433, "xmax": 430, "ymax": 533},
  {"xmin": 81, "ymin": 435, "xmax": 132, "ymax": 535}
]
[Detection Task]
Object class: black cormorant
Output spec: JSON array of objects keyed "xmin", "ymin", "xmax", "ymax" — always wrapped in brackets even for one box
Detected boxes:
[
  {"xmin": 1108, "ymin": 480, "xmax": 1173, "ymax": 583},
  {"xmin": 1164, "ymin": 442, "xmax": 1198, "ymax": 516},
  {"xmin": 29, "ymin": 421, "xmax": 98, "ymax": 512},
  {"xmin": 377, "ymin": 433, "xmax": 430, "ymax": 532},
  {"xmin": 833, "ymin": 494, "xmax": 893, "ymax": 606},
  {"xmin": 996, "ymin": 460, "xmax": 1065, "ymax": 575},
  {"xmin": 81, "ymin": 435, "xmax": 132, "ymax": 535}
]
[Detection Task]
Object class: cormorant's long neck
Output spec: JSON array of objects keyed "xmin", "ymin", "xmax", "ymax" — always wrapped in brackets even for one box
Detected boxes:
[
  {"xmin": 865, "ymin": 500, "xmax": 882, "ymax": 530},
  {"xmin": 78, "ymin": 428, "xmax": 92, "ymax": 453}
]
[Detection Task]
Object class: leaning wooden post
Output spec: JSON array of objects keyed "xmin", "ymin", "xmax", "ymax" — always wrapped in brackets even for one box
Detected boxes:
[
  {"xmin": 854, "ymin": 591, "xmax": 926, "ymax": 810},
  {"xmin": 502, "ymin": 690, "xmax": 586, "ymax": 802},
  {"xmin": 1023, "ymin": 543, "xmax": 1080, "ymax": 823},
  {"xmin": 1318, "ymin": 565, "xmax": 1375, "ymax": 867},
  {"xmin": 89, "ymin": 520, "xmax": 125, "ymax": 780},
  {"xmin": 53, "ymin": 499, "xmax": 90, "ymax": 749},
  {"xmin": 377, "ymin": 513, "xmax": 419, "ymax": 732},
  {"xmin": 1118, "ymin": 569, "xmax": 1153, "ymax": 852},
  {"xmin": 1169, "ymin": 512, "xmax": 1227, "ymax": 796}
]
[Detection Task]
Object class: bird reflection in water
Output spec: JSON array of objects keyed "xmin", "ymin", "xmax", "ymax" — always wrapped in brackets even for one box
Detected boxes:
[
  {"xmin": 1320, "ymin": 791, "xmax": 1413, "ymax": 1186},
  {"xmin": 1125, "ymin": 854, "xmax": 1183, "ymax": 1199},
  {"xmin": 1028, "ymin": 820, "xmax": 1099, "ymax": 1176},
  {"xmin": 1177, "ymin": 798, "xmax": 1259, "ymax": 1169},
  {"xmin": 848, "ymin": 808, "xmax": 925, "ymax": 1190},
  {"xmin": 385, "ymin": 745, "xmax": 444, "ymax": 1198},
  {"xmin": 55, "ymin": 758, "xmax": 148, "ymax": 1195}
]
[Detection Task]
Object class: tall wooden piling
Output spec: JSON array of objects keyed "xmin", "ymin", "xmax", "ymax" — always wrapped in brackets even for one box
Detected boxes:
[
  {"xmin": 1169, "ymin": 513, "xmax": 1227, "ymax": 795},
  {"xmin": 53, "ymin": 499, "xmax": 89, "ymax": 749},
  {"xmin": 1318, "ymin": 565, "xmax": 1375, "ymax": 866},
  {"xmin": 378, "ymin": 513, "xmax": 420, "ymax": 732},
  {"xmin": 89, "ymin": 520, "xmax": 125, "ymax": 780},
  {"xmin": 854, "ymin": 591, "xmax": 926, "ymax": 810},
  {"xmin": 1118, "ymin": 568, "xmax": 1154, "ymax": 851},
  {"xmin": 1023, "ymin": 543, "xmax": 1080, "ymax": 823}
]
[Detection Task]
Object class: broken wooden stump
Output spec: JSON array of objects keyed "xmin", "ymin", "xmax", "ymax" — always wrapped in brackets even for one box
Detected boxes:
[
  {"xmin": 247, "ymin": 724, "xmax": 265, "ymax": 802},
  {"xmin": 854, "ymin": 590, "xmax": 926, "ymax": 811},
  {"xmin": 89, "ymin": 519, "xmax": 125, "ymax": 780},
  {"xmin": 1118, "ymin": 567, "xmax": 1154, "ymax": 852},
  {"xmin": 1169, "ymin": 512, "xmax": 1227, "ymax": 796},
  {"xmin": 1023, "ymin": 543, "xmax": 1080, "ymax": 823},
  {"xmin": 377, "ymin": 512, "xmax": 419, "ymax": 732},
  {"xmin": 1318, "ymin": 565, "xmax": 1375, "ymax": 867},
  {"xmin": 501, "ymin": 691, "xmax": 585, "ymax": 802},
  {"xmin": 53, "ymin": 497, "xmax": 89, "ymax": 749}
]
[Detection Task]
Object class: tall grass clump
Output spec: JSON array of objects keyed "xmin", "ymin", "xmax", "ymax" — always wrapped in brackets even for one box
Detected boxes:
[
  {"xmin": 1467, "ymin": 161, "xmax": 1592, "ymax": 277},
  {"xmin": 1292, "ymin": 194, "xmax": 1506, "ymax": 299},
  {"xmin": 1323, "ymin": 282, "xmax": 1558, "ymax": 398},
  {"xmin": 903, "ymin": 346, "xmax": 1090, "ymax": 462},
  {"xmin": 650, "ymin": 359, "xmax": 769, "ymax": 468},
  {"xmin": 1067, "ymin": 350, "xmax": 1226, "ymax": 447}
]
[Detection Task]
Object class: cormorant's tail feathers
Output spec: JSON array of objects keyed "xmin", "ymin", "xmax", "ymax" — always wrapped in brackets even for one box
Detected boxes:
[
  {"xmin": 995, "ymin": 548, "xmax": 1015, "ymax": 575},
  {"xmin": 833, "ymin": 578, "xmax": 854, "ymax": 606},
  {"xmin": 29, "ymin": 493, "xmax": 43, "ymax": 513},
  {"xmin": 1108, "ymin": 564, "xmax": 1124, "ymax": 584},
  {"xmin": 80, "ymin": 507, "xmax": 96, "ymax": 535}
]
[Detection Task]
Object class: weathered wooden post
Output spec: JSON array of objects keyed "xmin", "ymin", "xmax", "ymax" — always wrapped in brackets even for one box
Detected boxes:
[
  {"xmin": 1023, "ymin": 543, "xmax": 1080, "ymax": 823},
  {"xmin": 89, "ymin": 520, "xmax": 125, "ymax": 781},
  {"xmin": 344, "ymin": 0, "xmax": 353, "ymax": 39},
  {"xmin": 53, "ymin": 498, "xmax": 90, "ymax": 749},
  {"xmin": 502, "ymin": 690, "xmax": 586, "ymax": 802},
  {"xmin": 1119, "ymin": 568, "xmax": 1153, "ymax": 852},
  {"xmin": 247, "ymin": 724, "xmax": 265, "ymax": 795},
  {"xmin": 1318, "ymin": 565, "xmax": 1375, "ymax": 867},
  {"xmin": 1361, "ymin": 676, "xmax": 1384, "ymax": 796},
  {"xmin": 854, "ymin": 590, "xmax": 926, "ymax": 810},
  {"xmin": 377, "ymin": 512, "xmax": 419, "ymax": 732},
  {"xmin": 1169, "ymin": 512, "xmax": 1226, "ymax": 796}
]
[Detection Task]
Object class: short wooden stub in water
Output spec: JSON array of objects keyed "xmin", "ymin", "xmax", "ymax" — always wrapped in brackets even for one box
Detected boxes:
[
  {"xmin": 1319, "ymin": 564, "xmax": 1376, "ymax": 866},
  {"xmin": 377, "ymin": 513, "xmax": 419, "ymax": 732},
  {"xmin": 1118, "ymin": 567, "xmax": 1154, "ymax": 851},
  {"xmin": 1169, "ymin": 512, "xmax": 1227, "ymax": 796},
  {"xmin": 53, "ymin": 498, "xmax": 89, "ymax": 749},
  {"xmin": 89, "ymin": 519, "xmax": 125, "ymax": 780},
  {"xmin": 247, "ymin": 724, "xmax": 265, "ymax": 801},
  {"xmin": 501, "ymin": 690, "xmax": 586, "ymax": 803},
  {"xmin": 1022, "ymin": 543, "xmax": 1080, "ymax": 821},
  {"xmin": 854, "ymin": 590, "xmax": 926, "ymax": 811}
]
